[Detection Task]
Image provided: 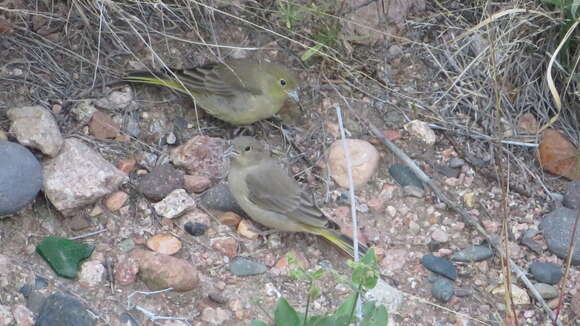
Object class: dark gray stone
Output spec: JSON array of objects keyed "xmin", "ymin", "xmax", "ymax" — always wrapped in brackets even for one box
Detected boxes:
[
  {"xmin": 539, "ymin": 207, "xmax": 580, "ymax": 264},
  {"xmin": 520, "ymin": 228, "xmax": 543, "ymax": 254},
  {"xmin": 529, "ymin": 262, "xmax": 562, "ymax": 285},
  {"xmin": 563, "ymin": 180, "xmax": 580, "ymax": 209},
  {"xmin": 421, "ymin": 254, "xmax": 457, "ymax": 280},
  {"xmin": 451, "ymin": 245, "xmax": 494, "ymax": 262},
  {"xmin": 228, "ymin": 257, "xmax": 267, "ymax": 276},
  {"xmin": 184, "ymin": 222, "xmax": 208, "ymax": 236},
  {"xmin": 0, "ymin": 141, "xmax": 42, "ymax": 216},
  {"xmin": 198, "ymin": 183, "xmax": 244, "ymax": 216},
  {"xmin": 431, "ymin": 278, "xmax": 454, "ymax": 302},
  {"xmin": 36, "ymin": 293, "xmax": 94, "ymax": 326},
  {"xmin": 136, "ymin": 164, "xmax": 184, "ymax": 202},
  {"xmin": 389, "ymin": 164, "xmax": 423, "ymax": 189}
]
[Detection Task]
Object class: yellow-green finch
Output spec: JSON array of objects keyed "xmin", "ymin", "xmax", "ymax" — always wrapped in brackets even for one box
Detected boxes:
[
  {"xmin": 228, "ymin": 136, "xmax": 367, "ymax": 257},
  {"xmin": 123, "ymin": 59, "xmax": 299, "ymax": 125}
]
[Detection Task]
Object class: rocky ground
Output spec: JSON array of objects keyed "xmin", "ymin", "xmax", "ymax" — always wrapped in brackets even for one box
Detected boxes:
[{"xmin": 1, "ymin": 1, "xmax": 579, "ymax": 326}]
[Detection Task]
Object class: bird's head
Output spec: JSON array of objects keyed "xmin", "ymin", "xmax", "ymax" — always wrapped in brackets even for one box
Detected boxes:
[
  {"xmin": 229, "ymin": 136, "xmax": 269, "ymax": 167},
  {"xmin": 261, "ymin": 64, "xmax": 300, "ymax": 103}
]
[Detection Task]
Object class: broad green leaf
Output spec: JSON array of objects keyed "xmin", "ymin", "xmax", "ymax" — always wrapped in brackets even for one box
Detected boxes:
[
  {"xmin": 334, "ymin": 293, "xmax": 357, "ymax": 319},
  {"xmin": 362, "ymin": 301, "xmax": 389, "ymax": 326},
  {"xmin": 36, "ymin": 236, "xmax": 94, "ymax": 279},
  {"xmin": 274, "ymin": 298, "xmax": 300, "ymax": 326},
  {"xmin": 249, "ymin": 321, "xmax": 268, "ymax": 326}
]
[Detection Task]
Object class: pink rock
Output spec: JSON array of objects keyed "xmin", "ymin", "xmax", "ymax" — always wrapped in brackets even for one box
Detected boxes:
[
  {"xmin": 211, "ymin": 237, "xmax": 238, "ymax": 258},
  {"xmin": 114, "ymin": 255, "xmax": 139, "ymax": 286},
  {"xmin": 104, "ymin": 191, "xmax": 129, "ymax": 211},
  {"xmin": 170, "ymin": 136, "xmax": 228, "ymax": 179},
  {"xmin": 327, "ymin": 139, "xmax": 380, "ymax": 188},
  {"xmin": 12, "ymin": 305, "xmax": 34, "ymax": 326},
  {"xmin": 184, "ymin": 175, "xmax": 212, "ymax": 193},
  {"xmin": 131, "ymin": 249, "xmax": 199, "ymax": 292},
  {"xmin": 88, "ymin": 110, "xmax": 120, "ymax": 139},
  {"xmin": 146, "ymin": 233, "xmax": 182, "ymax": 255}
]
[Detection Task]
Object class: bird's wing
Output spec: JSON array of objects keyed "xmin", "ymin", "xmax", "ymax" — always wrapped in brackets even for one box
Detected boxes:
[
  {"xmin": 178, "ymin": 62, "xmax": 262, "ymax": 97},
  {"xmin": 245, "ymin": 162, "xmax": 329, "ymax": 228}
]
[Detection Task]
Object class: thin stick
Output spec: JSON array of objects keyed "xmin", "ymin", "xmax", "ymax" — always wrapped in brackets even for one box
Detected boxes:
[{"xmin": 334, "ymin": 105, "xmax": 362, "ymax": 324}]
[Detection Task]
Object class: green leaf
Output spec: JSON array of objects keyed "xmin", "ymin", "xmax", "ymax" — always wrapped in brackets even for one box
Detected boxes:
[
  {"xmin": 334, "ymin": 293, "xmax": 357, "ymax": 319},
  {"xmin": 301, "ymin": 44, "xmax": 323, "ymax": 61},
  {"xmin": 274, "ymin": 298, "xmax": 300, "ymax": 326},
  {"xmin": 361, "ymin": 301, "xmax": 389, "ymax": 326},
  {"xmin": 249, "ymin": 321, "xmax": 268, "ymax": 326},
  {"xmin": 361, "ymin": 248, "xmax": 377, "ymax": 265},
  {"xmin": 311, "ymin": 268, "xmax": 325, "ymax": 280}
]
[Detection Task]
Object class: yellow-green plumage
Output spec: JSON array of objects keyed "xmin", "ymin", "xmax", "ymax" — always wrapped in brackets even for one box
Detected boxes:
[
  {"xmin": 228, "ymin": 136, "xmax": 367, "ymax": 258},
  {"xmin": 124, "ymin": 60, "xmax": 299, "ymax": 125}
]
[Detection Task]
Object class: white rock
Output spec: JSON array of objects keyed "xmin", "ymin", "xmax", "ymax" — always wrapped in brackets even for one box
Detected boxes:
[
  {"xmin": 404, "ymin": 120, "xmax": 436, "ymax": 145},
  {"xmin": 201, "ymin": 307, "xmax": 232, "ymax": 325},
  {"xmin": 0, "ymin": 304, "xmax": 14, "ymax": 326},
  {"xmin": 94, "ymin": 86, "xmax": 133, "ymax": 110},
  {"xmin": 79, "ymin": 260, "xmax": 106, "ymax": 287},
  {"xmin": 7, "ymin": 105, "xmax": 63, "ymax": 156},
  {"xmin": 153, "ymin": 189, "xmax": 195, "ymax": 219},
  {"xmin": 327, "ymin": 139, "xmax": 380, "ymax": 188},
  {"xmin": 43, "ymin": 138, "xmax": 128, "ymax": 215}
]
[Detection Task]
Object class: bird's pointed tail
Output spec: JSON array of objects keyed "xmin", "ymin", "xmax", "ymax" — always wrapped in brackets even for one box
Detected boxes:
[
  {"xmin": 305, "ymin": 226, "xmax": 367, "ymax": 258},
  {"xmin": 123, "ymin": 71, "xmax": 188, "ymax": 94}
]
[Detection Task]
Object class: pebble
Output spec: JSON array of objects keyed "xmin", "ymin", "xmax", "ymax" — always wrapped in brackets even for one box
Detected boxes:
[
  {"xmin": 7, "ymin": 105, "xmax": 63, "ymax": 156},
  {"xmin": 70, "ymin": 100, "xmax": 97, "ymax": 125},
  {"xmin": 327, "ymin": 139, "xmax": 380, "ymax": 188},
  {"xmin": 463, "ymin": 192, "xmax": 476, "ymax": 208},
  {"xmin": 563, "ymin": 180, "xmax": 580, "ymax": 209},
  {"xmin": 520, "ymin": 229, "xmax": 543, "ymax": 254},
  {"xmin": 36, "ymin": 293, "xmax": 94, "ymax": 326},
  {"xmin": 490, "ymin": 284, "xmax": 530, "ymax": 305},
  {"xmin": 146, "ymin": 233, "xmax": 182, "ymax": 255},
  {"xmin": 131, "ymin": 249, "xmax": 199, "ymax": 291},
  {"xmin": 431, "ymin": 278, "xmax": 455, "ymax": 302},
  {"xmin": 448, "ymin": 158, "xmax": 465, "ymax": 168},
  {"xmin": 421, "ymin": 254, "xmax": 457, "ymax": 280},
  {"xmin": 184, "ymin": 222, "xmax": 208, "ymax": 236},
  {"xmin": 152, "ymin": 189, "xmax": 195, "ymax": 219},
  {"xmin": 114, "ymin": 254, "xmax": 139, "ymax": 285},
  {"xmin": 434, "ymin": 165, "xmax": 460, "ymax": 178},
  {"xmin": 200, "ymin": 307, "xmax": 232, "ymax": 325},
  {"xmin": 534, "ymin": 283, "xmax": 558, "ymax": 299},
  {"xmin": 389, "ymin": 164, "xmax": 423, "ymax": 189},
  {"xmin": 366, "ymin": 280, "xmax": 403, "ymax": 313},
  {"xmin": 78, "ymin": 260, "xmax": 105, "ymax": 288},
  {"xmin": 211, "ymin": 237, "xmax": 238, "ymax": 258},
  {"xmin": 94, "ymin": 86, "xmax": 133, "ymax": 109},
  {"xmin": 116, "ymin": 159, "xmax": 137, "ymax": 174},
  {"xmin": 237, "ymin": 219, "xmax": 259, "ymax": 240},
  {"xmin": 104, "ymin": 191, "xmax": 129, "ymax": 211},
  {"xmin": 170, "ymin": 136, "xmax": 228, "ymax": 178},
  {"xmin": 451, "ymin": 245, "xmax": 494, "ymax": 262},
  {"xmin": 218, "ymin": 211, "xmax": 242, "ymax": 227},
  {"xmin": 88, "ymin": 110, "xmax": 120, "ymax": 140},
  {"xmin": 430, "ymin": 229, "xmax": 449, "ymax": 243},
  {"xmin": 228, "ymin": 257, "xmax": 267, "ymax": 276},
  {"xmin": 199, "ymin": 183, "xmax": 245, "ymax": 215},
  {"xmin": 529, "ymin": 262, "xmax": 562, "ymax": 285},
  {"xmin": 0, "ymin": 141, "xmax": 42, "ymax": 216},
  {"xmin": 539, "ymin": 207, "xmax": 580, "ymax": 263},
  {"xmin": 402, "ymin": 185, "xmax": 425, "ymax": 198},
  {"xmin": 43, "ymin": 139, "xmax": 128, "ymax": 216},
  {"xmin": 136, "ymin": 164, "xmax": 184, "ymax": 202},
  {"xmin": 404, "ymin": 120, "xmax": 436, "ymax": 145},
  {"xmin": 184, "ymin": 174, "xmax": 212, "ymax": 193}
]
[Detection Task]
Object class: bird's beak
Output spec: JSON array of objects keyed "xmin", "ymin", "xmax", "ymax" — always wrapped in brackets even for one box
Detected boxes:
[
  {"xmin": 287, "ymin": 89, "xmax": 300, "ymax": 103},
  {"xmin": 224, "ymin": 145, "xmax": 239, "ymax": 158}
]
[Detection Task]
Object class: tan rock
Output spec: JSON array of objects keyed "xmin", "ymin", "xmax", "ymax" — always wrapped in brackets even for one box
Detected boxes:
[
  {"xmin": 404, "ymin": 120, "xmax": 436, "ymax": 145},
  {"xmin": 146, "ymin": 233, "xmax": 182, "ymax": 255},
  {"xmin": 237, "ymin": 219, "xmax": 259, "ymax": 240},
  {"xmin": 211, "ymin": 237, "xmax": 238, "ymax": 258},
  {"xmin": 117, "ymin": 158, "xmax": 136, "ymax": 174},
  {"xmin": 490, "ymin": 284, "xmax": 530, "ymax": 305},
  {"xmin": 88, "ymin": 110, "xmax": 120, "ymax": 140},
  {"xmin": 218, "ymin": 211, "xmax": 242, "ymax": 227},
  {"xmin": 131, "ymin": 249, "xmax": 199, "ymax": 292},
  {"xmin": 7, "ymin": 105, "xmax": 63, "ymax": 156},
  {"xmin": 327, "ymin": 139, "xmax": 380, "ymax": 188},
  {"xmin": 104, "ymin": 191, "xmax": 129, "ymax": 211}
]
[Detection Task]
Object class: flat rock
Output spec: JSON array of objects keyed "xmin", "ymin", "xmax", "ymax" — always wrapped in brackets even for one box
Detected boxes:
[
  {"xmin": 199, "ymin": 183, "xmax": 244, "ymax": 216},
  {"xmin": 529, "ymin": 262, "xmax": 562, "ymax": 285},
  {"xmin": 421, "ymin": 254, "xmax": 457, "ymax": 280},
  {"xmin": 136, "ymin": 164, "xmax": 184, "ymax": 201},
  {"xmin": 540, "ymin": 207, "xmax": 580, "ymax": 264},
  {"xmin": 36, "ymin": 293, "xmax": 94, "ymax": 326},
  {"xmin": 152, "ymin": 189, "xmax": 195, "ymax": 219},
  {"xmin": 451, "ymin": 245, "xmax": 494, "ymax": 262},
  {"xmin": 563, "ymin": 180, "xmax": 580, "ymax": 209},
  {"xmin": 0, "ymin": 141, "xmax": 42, "ymax": 216},
  {"xmin": 170, "ymin": 136, "xmax": 228, "ymax": 179},
  {"xmin": 431, "ymin": 278, "xmax": 454, "ymax": 303},
  {"xmin": 43, "ymin": 139, "xmax": 128, "ymax": 216},
  {"xmin": 228, "ymin": 257, "xmax": 267, "ymax": 276},
  {"xmin": 7, "ymin": 105, "xmax": 63, "ymax": 157}
]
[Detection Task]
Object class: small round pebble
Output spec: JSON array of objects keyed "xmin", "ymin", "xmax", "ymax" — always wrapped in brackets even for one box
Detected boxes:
[
  {"xmin": 529, "ymin": 262, "xmax": 562, "ymax": 285},
  {"xmin": 432, "ymin": 278, "xmax": 455, "ymax": 302},
  {"xmin": 184, "ymin": 222, "xmax": 208, "ymax": 236},
  {"xmin": 0, "ymin": 141, "xmax": 42, "ymax": 216}
]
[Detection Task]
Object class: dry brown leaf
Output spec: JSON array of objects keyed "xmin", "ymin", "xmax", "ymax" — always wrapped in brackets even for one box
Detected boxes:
[{"xmin": 538, "ymin": 129, "xmax": 580, "ymax": 180}]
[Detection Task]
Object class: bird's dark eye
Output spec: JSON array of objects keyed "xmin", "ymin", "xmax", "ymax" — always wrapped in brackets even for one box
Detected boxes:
[
  {"xmin": 279, "ymin": 79, "xmax": 287, "ymax": 87},
  {"xmin": 244, "ymin": 146, "xmax": 252, "ymax": 152}
]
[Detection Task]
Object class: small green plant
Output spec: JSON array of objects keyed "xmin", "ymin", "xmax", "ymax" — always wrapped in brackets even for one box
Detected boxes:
[
  {"xmin": 249, "ymin": 249, "xmax": 388, "ymax": 326},
  {"xmin": 541, "ymin": 0, "xmax": 579, "ymax": 66}
]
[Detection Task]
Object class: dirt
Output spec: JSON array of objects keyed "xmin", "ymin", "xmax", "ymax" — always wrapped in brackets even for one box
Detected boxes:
[{"xmin": 1, "ymin": 1, "xmax": 578, "ymax": 326}]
